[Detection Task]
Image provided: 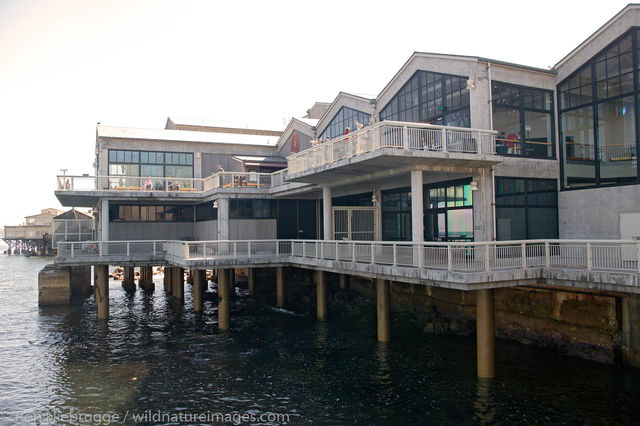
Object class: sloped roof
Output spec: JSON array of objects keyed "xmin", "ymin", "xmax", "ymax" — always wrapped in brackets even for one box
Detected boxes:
[{"xmin": 54, "ymin": 209, "xmax": 92, "ymax": 220}]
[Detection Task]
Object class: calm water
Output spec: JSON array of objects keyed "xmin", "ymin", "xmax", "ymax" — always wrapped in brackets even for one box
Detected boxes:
[{"xmin": 0, "ymin": 255, "xmax": 639, "ymax": 425}]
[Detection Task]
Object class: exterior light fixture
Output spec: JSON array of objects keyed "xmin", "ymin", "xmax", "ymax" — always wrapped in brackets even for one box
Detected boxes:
[
  {"xmin": 213, "ymin": 200, "xmax": 219, "ymax": 208},
  {"xmin": 466, "ymin": 77, "xmax": 476, "ymax": 90},
  {"xmin": 470, "ymin": 181, "xmax": 479, "ymax": 191},
  {"xmin": 371, "ymin": 193, "xmax": 378, "ymax": 204}
]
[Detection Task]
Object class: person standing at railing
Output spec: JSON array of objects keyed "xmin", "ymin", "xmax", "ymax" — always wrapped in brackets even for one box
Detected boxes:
[{"xmin": 144, "ymin": 176, "xmax": 153, "ymax": 190}]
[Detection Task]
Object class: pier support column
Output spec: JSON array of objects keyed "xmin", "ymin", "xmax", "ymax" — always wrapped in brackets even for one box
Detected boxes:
[
  {"xmin": 376, "ymin": 279, "xmax": 390, "ymax": 342},
  {"xmin": 192, "ymin": 269, "xmax": 204, "ymax": 313},
  {"xmin": 476, "ymin": 288, "xmax": 495, "ymax": 378},
  {"xmin": 247, "ymin": 268, "xmax": 255, "ymax": 295},
  {"xmin": 217, "ymin": 197, "xmax": 230, "ymax": 241},
  {"xmin": 276, "ymin": 267, "xmax": 285, "ymax": 307},
  {"xmin": 172, "ymin": 267, "xmax": 184, "ymax": 300},
  {"xmin": 122, "ymin": 266, "xmax": 136, "ymax": 292},
  {"xmin": 95, "ymin": 265, "xmax": 109, "ymax": 320},
  {"xmin": 339, "ymin": 274, "xmax": 347, "ymax": 290},
  {"xmin": 218, "ymin": 269, "xmax": 230, "ymax": 330},
  {"xmin": 621, "ymin": 295, "xmax": 640, "ymax": 367},
  {"xmin": 163, "ymin": 267, "xmax": 172, "ymax": 293},
  {"xmin": 316, "ymin": 270, "xmax": 327, "ymax": 320},
  {"xmin": 139, "ymin": 266, "xmax": 154, "ymax": 292}
]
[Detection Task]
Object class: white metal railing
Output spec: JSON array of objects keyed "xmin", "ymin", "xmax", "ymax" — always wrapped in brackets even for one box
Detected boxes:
[
  {"xmin": 57, "ymin": 169, "xmax": 293, "ymax": 194},
  {"xmin": 287, "ymin": 121, "xmax": 498, "ymax": 175},
  {"xmin": 57, "ymin": 239, "xmax": 640, "ymax": 278}
]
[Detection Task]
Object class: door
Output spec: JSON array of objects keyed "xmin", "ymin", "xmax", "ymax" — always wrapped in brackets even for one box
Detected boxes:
[
  {"xmin": 333, "ymin": 207, "xmax": 376, "ymax": 240},
  {"xmin": 277, "ymin": 200, "xmax": 318, "ymax": 239}
]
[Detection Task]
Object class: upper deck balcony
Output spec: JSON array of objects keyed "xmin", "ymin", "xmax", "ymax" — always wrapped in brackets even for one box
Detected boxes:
[
  {"xmin": 287, "ymin": 121, "xmax": 502, "ymax": 184},
  {"xmin": 54, "ymin": 170, "xmax": 292, "ymax": 207}
]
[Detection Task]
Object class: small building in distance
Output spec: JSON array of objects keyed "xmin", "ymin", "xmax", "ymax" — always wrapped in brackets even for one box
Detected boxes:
[{"xmin": 3, "ymin": 208, "xmax": 63, "ymax": 255}]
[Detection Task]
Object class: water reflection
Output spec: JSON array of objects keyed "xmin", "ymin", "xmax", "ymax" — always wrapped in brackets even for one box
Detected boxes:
[
  {"xmin": 375, "ymin": 342, "xmax": 394, "ymax": 403},
  {"xmin": 474, "ymin": 378, "xmax": 496, "ymax": 424}
]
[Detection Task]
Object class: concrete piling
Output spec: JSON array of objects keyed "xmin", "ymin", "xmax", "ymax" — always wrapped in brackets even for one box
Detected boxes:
[
  {"xmin": 276, "ymin": 266, "xmax": 285, "ymax": 307},
  {"xmin": 316, "ymin": 270, "xmax": 327, "ymax": 320},
  {"xmin": 376, "ymin": 279, "xmax": 390, "ymax": 342},
  {"xmin": 192, "ymin": 269, "xmax": 204, "ymax": 312},
  {"xmin": 339, "ymin": 274, "xmax": 347, "ymax": 289},
  {"xmin": 248, "ymin": 268, "xmax": 255, "ymax": 295},
  {"xmin": 476, "ymin": 288, "xmax": 495, "ymax": 378},
  {"xmin": 95, "ymin": 264, "xmax": 109, "ymax": 320},
  {"xmin": 172, "ymin": 267, "xmax": 184, "ymax": 300},
  {"xmin": 122, "ymin": 266, "xmax": 136, "ymax": 292},
  {"xmin": 218, "ymin": 269, "xmax": 230, "ymax": 330}
]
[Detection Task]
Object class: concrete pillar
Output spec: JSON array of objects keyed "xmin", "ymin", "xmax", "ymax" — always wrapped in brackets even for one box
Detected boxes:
[
  {"xmin": 472, "ymin": 170, "xmax": 494, "ymax": 242},
  {"xmin": 70, "ymin": 265, "xmax": 92, "ymax": 298},
  {"xmin": 621, "ymin": 295, "xmax": 640, "ymax": 367},
  {"xmin": 247, "ymin": 268, "xmax": 255, "ymax": 295},
  {"xmin": 140, "ymin": 266, "xmax": 155, "ymax": 292},
  {"xmin": 122, "ymin": 266, "xmax": 136, "ymax": 292},
  {"xmin": 192, "ymin": 269, "xmax": 203, "ymax": 313},
  {"xmin": 374, "ymin": 189, "xmax": 383, "ymax": 241},
  {"xmin": 95, "ymin": 264, "xmax": 109, "ymax": 320},
  {"xmin": 217, "ymin": 197, "xmax": 230, "ymax": 241},
  {"xmin": 163, "ymin": 267, "xmax": 172, "ymax": 293},
  {"xmin": 218, "ymin": 269, "xmax": 230, "ymax": 330},
  {"xmin": 172, "ymin": 267, "xmax": 184, "ymax": 300},
  {"xmin": 476, "ymin": 288, "xmax": 495, "ymax": 378},
  {"xmin": 276, "ymin": 266, "xmax": 285, "ymax": 307},
  {"xmin": 410, "ymin": 170, "xmax": 424, "ymax": 242},
  {"xmin": 38, "ymin": 264, "xmax": 70, "ymax": 306},
  {"xmin": 322, "ymin": 186, "xmax": 332, "ymax": 240},
  {"xmin": 339, "ymin": 273, "xmax": 347, "ymax": 289},
  {"xmin": 376, "ymin": 279, "xmax": 391, "ymax": 342},
  {"xmin": 316, "ymin": 270, "xmax": 327, "ymax": 320},
  {"xmin": 101, "ymin": 199, "xmax": 109, "ymax": 241}
]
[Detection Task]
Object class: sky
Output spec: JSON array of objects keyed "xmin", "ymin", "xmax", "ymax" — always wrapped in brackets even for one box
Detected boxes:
[{"xmin": 0, "ymin": 0, "xmax": 633, "ymax": 227}]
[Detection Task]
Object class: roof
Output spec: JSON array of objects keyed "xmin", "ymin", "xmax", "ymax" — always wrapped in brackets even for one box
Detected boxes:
[
  {"xmin": 98, "ymin": 125, "xmax": 280, "ymax": 146},
  {"xmin": 297, "ymin": 118, "xmax": 319, "ymax": 127},
  {"xmin": 275, "ymin": 117, "xmax": 318, "ymax": 150},
  {"xmin": 165, "ymin": 116, "xmax": 283, "ymax": 136},
  {"xmin": 232, "ymin": 155, "xmax": 287, "ymax": 167},
  {"xmin": 54, "ymin": 209, "xmax": 92, "ymax": 220}
]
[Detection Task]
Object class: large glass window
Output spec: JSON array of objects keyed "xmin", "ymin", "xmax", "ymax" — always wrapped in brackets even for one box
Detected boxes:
[
  {"xmin": 381, "ymin": 189, "xmax": 412, "ymax": 241},
  {"xmin": 380, "ymin": 70, "xmax": 470, "ymax": 127},
  {"xmin": 495, "ymin": 178, "xmax": 558, "ymax": 240},
  {"xmin": 424, "ymin": 179, "xmax": 474, "ymax": 242},
  {"xmin": 492, "ymin": 82, "xmax": 554, "ymax": 158},
  {"xmin": 229, "ymin": 199, "xmax": 276, "ymax": 219},
  {"xmin": 109, "ymin": 204, "xmax": 194, "ymax": 222},
  {"xmin": 559, "ymin": 30, "xmax": 639, "ymax": 189},
  {"xmin": 108, "ymin": 149, "xmax": 194, "ymax": 188},
  {"xmin": 319, "ymin": 107, "xmax": 371, "ymax": 141}
]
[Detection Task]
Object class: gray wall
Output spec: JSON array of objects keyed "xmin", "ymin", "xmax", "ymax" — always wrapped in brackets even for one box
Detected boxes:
[
  {"xmin": 230, "ymin": 219, "xmax": 277, "ymax": 240},
  {"xmin": 277, "ymin": 131, "xmax": 313, "ymax": 158},
  {"xmin": 109, "ymin": 222, "xmax": 195, "ymax": 240},
  {"xmin": 195, "ymin": 220, "xmax": 217, "ymax": 240},
  {"xmin": 559, "ymin": 185, "xmax": 640, "ymax": 239}
]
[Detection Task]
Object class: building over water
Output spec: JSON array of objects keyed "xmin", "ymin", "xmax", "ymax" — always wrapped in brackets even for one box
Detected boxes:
[
  {"xmin": 51, "ymin": 5, "xmax": 640, "ymax": 376},
  {"xmin": 4, "ymin": 208, "xmax": 62, "ymax": 255}
]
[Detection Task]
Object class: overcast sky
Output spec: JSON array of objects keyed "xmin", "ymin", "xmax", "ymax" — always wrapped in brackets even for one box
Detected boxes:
[{"xmin": 0, "ymin": 0, "xmax": 632, "ymax": 228}]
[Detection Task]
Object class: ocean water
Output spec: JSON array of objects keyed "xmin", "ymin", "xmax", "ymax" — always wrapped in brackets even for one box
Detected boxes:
[{"xmin": 0, "ymin": 254, "xmax": 639, "ymax": 425}]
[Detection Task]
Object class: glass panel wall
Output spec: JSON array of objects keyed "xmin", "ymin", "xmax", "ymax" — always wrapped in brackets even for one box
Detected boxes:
[
  {"xmin": 492, "ymin": 82, "xmax": 554, "ymax": 158},
  {"xmin": 381, "ymin": 189, "xmax": 412, "ymax": 241},
  {"xmin": 558, "ymin": 30, "xmax": 639, "ymax": 189},
  {"xmin": 424, "ymin": 179, "xmax": 473, "ymax": 242},
  {"xmin": 108, "ymin": 149, "xmax": 194, "ymax": 189},
  {"xmin": 229, "ymin": 199, "xmax": 277, "ymax": 219},
  {"xmin": 109, "ymin": 204, "xmax": 194, "ymax": 222},
  {"xmin": 495, "ymin": 177, "xmax": 558, "ymax": 240},
  {"xmin": 380, "ymin": 70, "xmax": 470, "ymax": 127},
  {"xmin": 319, "ymin": 107, "xmax": 371, "ymax": 141}
]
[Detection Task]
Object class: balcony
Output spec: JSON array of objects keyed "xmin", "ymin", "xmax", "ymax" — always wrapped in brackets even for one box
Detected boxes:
[{"xmin": 287, "ymin": 121, "xmax": 501, "ymax": 183}]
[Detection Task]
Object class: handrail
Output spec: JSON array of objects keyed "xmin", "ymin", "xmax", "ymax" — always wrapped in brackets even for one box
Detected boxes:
[{"xmin": 56, "ymin": 239, "xmax": 640, "ymax": 276}]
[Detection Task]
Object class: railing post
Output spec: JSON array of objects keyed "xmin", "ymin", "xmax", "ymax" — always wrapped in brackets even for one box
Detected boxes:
[
  {"xmin": 545, "ymin": 242, "xmax": 550, "ymax": 267},
  {"xmin": 202, "ymin": 242, "xmax": 206, "ymax": 257},
  {"xmin": 257, "ymin": 174, "xmax": 261, "ymax": 189},
  {"xmin": 484, "ymin": 244, "xmax": 491, "ymax": 271},
  {"xmin": 447, "ymin": 245, "xmax": 453, "ymax": 271},
  {"xmin": 402, "ymin": 125, "xmax": 409, "ymax": 149},
  {"xmin": 126, "ymin": 241, "xmax": 130, "ymax": 256},
  {"xmin": 418, "ymin": 244, "xmax": 423, "ymax": 268},
  {"xmin": 153, "ymin": 241, "xmax": 157, "ymax": 255},
  {"xmin": 335, "ymin": 241, "xmax": 339, "ymax": 260},
  {"xmin": 393, "ymin": 243, "xmax": 397, "ymax": 266},
  {"xmin": 352, "ymin": 242, "xmax": 356, "ymax": 263},
  {"xmin": 320, "ymin": 241, "xmax": 324, "ymax": 259},
  {"xmin": 371, "ymin": 242, "xmax": 375, "ymax": 264},
  {"xmin": 637, "ymin": 243, "xmax": 640, "ymax": 273},
  {"xmin": 247, "ymin": 241, "xmax": 251, "ymax": 257},
  {"xmin": 587, "ymin": 242, "xmax": 593, "ymax": 270},
  {"xmin": 233, "ymin": 241, "xmax": 237, "ymax": 258},
  {"xmin": 475, "ymin": 132, "xmax": 482, "ymax": 154},
  {"xmin": 276, "ymin": 240, "xmax": 280, "ymax": 256},
  {"xmin": 71, "ymin": 243, "xmax": 74, "ymax": 258},
  {"xmin": 99, "ymin": 242, "xmax": 103, "ymax": 256},
  {"xmin": 521, "ymin": 243, "xmax": 527, "ymax": 269},
  {"xmin": 442, "ymin": 129, "xmax": 448, "ymax": 152}
]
